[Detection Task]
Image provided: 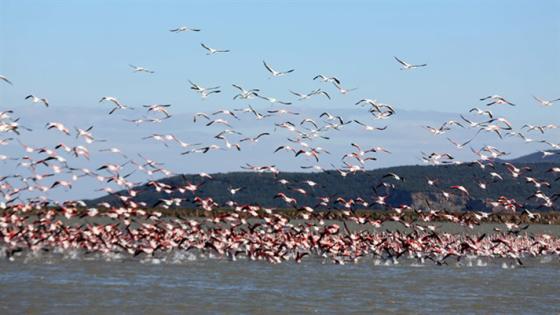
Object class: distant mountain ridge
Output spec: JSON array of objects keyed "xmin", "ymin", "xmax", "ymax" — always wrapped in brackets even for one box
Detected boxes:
[
  {"xmin": 87, "ymin": 150, "xmax": 560, "ymax": 212},
  {"xmin": 503, "ymin": 150, "xmax": 560, "ymax": 164}
]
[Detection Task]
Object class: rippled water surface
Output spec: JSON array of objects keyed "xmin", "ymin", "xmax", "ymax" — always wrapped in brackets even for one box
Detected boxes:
[{"xmin": 1, "ymin": 256, "xmax": 559, "ymax": 315}]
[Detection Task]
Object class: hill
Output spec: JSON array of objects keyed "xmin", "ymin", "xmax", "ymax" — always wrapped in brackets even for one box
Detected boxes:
[
  {"xmin": 87, "ymin": 159, "xmax": 560, "ymax": 212},
  {"xmin": 504, "ymin": 150, "xmax": 560, "ymax": 164}
]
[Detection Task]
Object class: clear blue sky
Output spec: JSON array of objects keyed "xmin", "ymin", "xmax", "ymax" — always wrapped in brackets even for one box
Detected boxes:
[
  {"xmin": 1, "ymin": 0, "xmax": 558, "ymax": 114},
  {"xmin": 1, "ymin": 0, "xmax": 559, "ymax": 200}
]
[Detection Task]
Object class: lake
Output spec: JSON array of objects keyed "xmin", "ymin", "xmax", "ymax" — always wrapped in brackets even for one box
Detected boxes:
[{"xmin": 1, "ymin": 253, "xmax": 559, "ymax": 314}]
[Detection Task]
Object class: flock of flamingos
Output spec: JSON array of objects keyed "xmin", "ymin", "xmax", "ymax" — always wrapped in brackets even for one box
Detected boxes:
[{"xmin": 0, "ymin": 25, "xmax": 559, "ymax": 266}]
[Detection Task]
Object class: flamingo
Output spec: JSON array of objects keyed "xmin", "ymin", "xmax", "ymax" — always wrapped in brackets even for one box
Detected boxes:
[
  {"xmin": 25, "ymin": 95, "xmax": 49, "ymax": 107},
  {"xmin": 394, "ymin": 56, "xmax": 427, "ymax": 70},
  {"xmin": 0, "ymin": 75, "xmax": 13, "ymax": 85},
  {"xmin": 200, "ymin": 43, "xmax": 230, "ymax": 55},
  {"xmin": 313, "ymin": 74, "xmax": 340, "ymax": 84},
  {"xmin": 99, "ymin": 96, "xmax": 133, "ymax": 114},
  {"xmin": 263, "ymin": 60, "xmax": 294, "ymax": 77},
  {"xmin": 532, "ymin": 95, "xmax": 560, "ymax": 107},
  {"xmin": 169, "ymin": 26, "xmax": 200, "ymax": 32},
  {"xmin": 129, "ymin": 64, "xmax": 155, "ymax": 73}
]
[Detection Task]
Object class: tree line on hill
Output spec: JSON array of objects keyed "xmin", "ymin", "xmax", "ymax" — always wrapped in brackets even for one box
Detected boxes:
[{"xmin": 87, "ymin": 160, "xmax": 560, "ymax": 212}]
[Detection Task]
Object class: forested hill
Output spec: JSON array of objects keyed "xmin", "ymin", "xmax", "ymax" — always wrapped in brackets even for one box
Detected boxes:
[{"xmin": 87, "ymin": 160, "xmax": 560, "ymax": 212}]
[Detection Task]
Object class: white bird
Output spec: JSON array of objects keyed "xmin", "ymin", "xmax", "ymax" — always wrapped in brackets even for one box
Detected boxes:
[
  {"xmin": 228, "ymin": 187, "xmax": 245, "ymax": 195},
  {"xmin": 237, "ymin": 105, "xmax": 271, "ymax": 119},
  {"xmin": 332, "ymin": 82, "xmax": 357, "ymax": 95},
  {"xmin": 469, "ymin": 107, "xmax": 494, "ymax": 119},
  {"xmin": 356, "ymin": 99, "xmax": 395, "ymax": 113},
  {"xmin": 290, "ymin": 89, "xmax": 330, "ymax": 101},
  {"xmin": 267, "ymin": 109, "xmax": 300, "ymax": 116},
  {"xmin": 460, "ymin": 114, "xmax": 488, "ymax": 128},
  {"xmin": 0, "ymin": 75, "xmax": 13, "ymax": 85},
  {"xmin": 447, "ymin": 137, "xmax": 473, "ymax": 149},
  {"xmin": 129, "ymin": 64, "xmax": 155, "ymax": 73},
  {"xmin": 99, "ymin": 96, "xmax": 133, "ymax": 114},
  {"xmin": 143, "ymin": 104, "xmax": 171, "ymax": 118},
  {"xmin": 25, "ymin": 95, "xmax": 49, "ymax": 107},
  {"xmin": 353, "ymin": 120, "xmax": 387, "ymax": 131},
  {"xmin": 355, "ymin": 98, "xmax": 380, "ymax": 107},
  {"xmin": 169, "ymin": 26, "xmax": 201, "ymax": 33},
  {"xmin": 533, "ymin": 95, "xmax": 560, "ymax": 107},
  {"xmin": 263, "ymin": 61, "xmax": 294, "ymax": 77},
  {"xmin": 142, "ymin": 133, "xmax": 180, "ymax": 147},
  {"xmin": 313, "ymin": 74, "xmax": 340, "ymax": 84},
  {"xmin": 0, "ymin": 110, "xmax": 13, "ymax": 119},
  {"xmin": 75, "ymin": 125, "xmax": 100, "ymax": 144},
  {"xmin": 50, "ymin": 180, "xmax": 73, "ymax": 190},
  {"xmin": 189, "ymin": 80, "xmax": 221, "ymax": 98},
  {"xmin": 212, "ymin": 109, "xmax": 239, "ymax": 120},
  {"xmin": 232, "ymin": 84, "xmax": 259, "ymax": 100},
  {"xmin": 46, "ymin": 122, "xmax": 71, "ymax": 135},
  {"xmin": 193, "ymin": 112, "xmax": 211, "ymax": 123},
  {"xmin": 201, "ymin": 43, "xmax": 230, "ymax": 55},
  {"xmin": 480, "ymin": 95, "xmax": 515, "ymax": 106},
  {"xmin": 257, "ymin": 94, "xmax": 292, "ymax": 105},
  {"xmin": 394, "ymin": 56, "xmax": 427, "ymax": 70},
  {"xmin": 123, "ymin": 117, "xmax": 164, "ymax": 125},
  {"xmin": 215, "ymin": 129, "xmax": 242, "ymax": 139},
  {"xmin": 240, "ymin": 132, "xmax": 270, "ymax": 143},
  {"xmin": 206, "ymin": 118, "xmax": 232, "ymax": 128},
  {"xmin": 425, "ymin": 125, "xmax": 450, "ymax": 135}
]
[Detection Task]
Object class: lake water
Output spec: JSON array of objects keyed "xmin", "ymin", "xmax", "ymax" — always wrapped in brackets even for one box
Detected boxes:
[{"xmin": 1, "ymin": 254, "xmax": 559, "ymax": 315}]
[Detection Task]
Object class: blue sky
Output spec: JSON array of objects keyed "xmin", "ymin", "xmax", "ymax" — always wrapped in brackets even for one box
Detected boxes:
[
  {"xmin": 0, "ymin": 0, "xmax": 559, "ymax": 200},
  {"xmin": 1, "ymin": 0, "xmax": 558, "ymax": 114}
]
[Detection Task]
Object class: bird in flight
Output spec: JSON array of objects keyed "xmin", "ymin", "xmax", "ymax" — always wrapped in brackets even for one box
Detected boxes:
[
  {"xmin": 263, "ymin": 61, "xmax": 294, "ymax": 77},
  {"xmin": 394, "ymin": 56, "xmax": 427, "ymax": 70},
  {"xmin": 189, "ymin": 80, "xmax": 221, "ymax": 98},
  {"xmin": 129, "ymin": 64, "xmax": 155, "ymax": 74},
  {"xmin": 0, "ymin": 75, "xmax": 12, "ymax": 85},
  {"xmin": 447, "ymin": 137, "xmax": 473, "ymax": 149},
  {"xmin": 99, "ymin": 96, "xmax": 133, "ymax": 114},
  {"xmin": 25, "ymin": 95, "xmax": 49, "ymax": 107},
  {"xmin": 290, "ymin": 89, "xmax": 330, "ymax": 101},
  {"xmin": 169, "ymin": 26, "xmax": 200, "ymax": 33},
  {"xmin": 480, "ymin": 95, "xmax": 515, "ymax": 106},
  {"xmin": 313, "ymin": 74, "xmax": 340, "ymax": 85},
  {"xmin": 532, "ymin": 95, "xmax": 560, "ymax": 107},
  {"xmin": 332, "ymin": 82, "xmax": 357, "ymax": 95},
  {"xmin": 257, "ymin": 94, "xmax": 292, "ymax": 105},
  {"xmin": 232, "ymin": 84, "xmax": 259, "ymax": 100},
  {"xmin": 200, "ymin": 43, "xmax": 230, "ymax": 55},
  {"xmin": 143, "ymin": 104, "xmax": 172, "ymax": 118}
]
